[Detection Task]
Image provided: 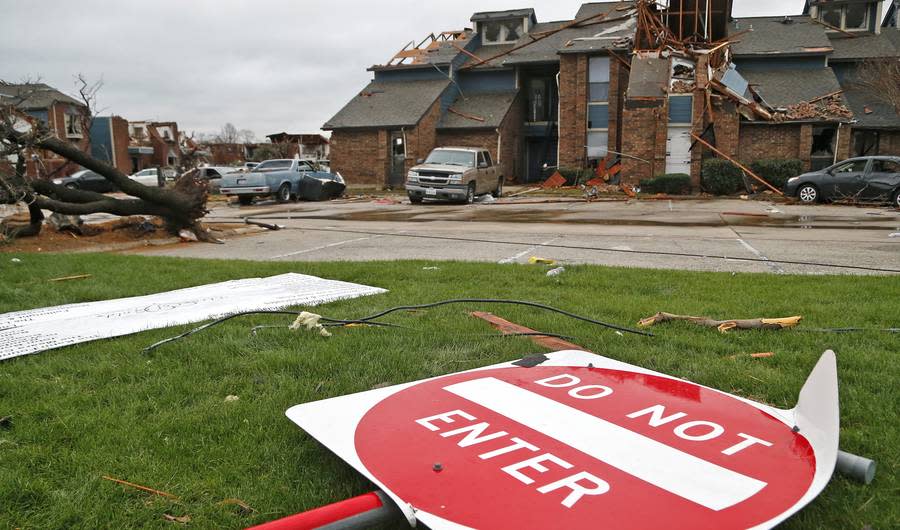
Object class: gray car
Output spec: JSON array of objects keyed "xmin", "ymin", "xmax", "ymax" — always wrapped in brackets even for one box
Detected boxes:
[{"xmin": 784, "ymin": 156, "xmax": 900, "ymax": 208}]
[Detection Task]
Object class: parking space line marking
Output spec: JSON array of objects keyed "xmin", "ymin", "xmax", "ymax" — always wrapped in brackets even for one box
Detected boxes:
[
  {"xmin": 735, "ymin": 238, "xmax": 785, "ymax": 274},
  {"xmin": 498, "ymin": 237, "xmax": 560, "ymax": 264},
  {"xmin": 270, "ymin": 236, "xmax": 383, "ymax": 259}
]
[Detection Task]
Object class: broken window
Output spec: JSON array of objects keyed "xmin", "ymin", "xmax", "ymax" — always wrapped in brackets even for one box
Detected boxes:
[
  {"xmin": 64, "ymin": 113, "xmax": 81, "ymax": 137},
  {"xmin": 818, "ymin": 3, "xmax": 870, "ymax": 31},
  {"xmin": 810, "ymin": 126, "xmax": 836, "ymax": 171},
  {"xmin": 502, "ymin": 19, "xmax": 523, "ymax": 41},
  {"xmin": 480, "ymin": 18, "xmax": 525, "ymax": 44},
  {"xmin": 852, "ymin": 130, "xmax": 879, "ymax": 156}
]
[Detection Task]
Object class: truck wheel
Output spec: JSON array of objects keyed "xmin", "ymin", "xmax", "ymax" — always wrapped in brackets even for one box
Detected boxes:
[
  {"xmin": 465, "ymin": 182, "xmax": 476, "ymax": 204},
  {"xmin": 409, "ymin": 194, "xmax": 423, "ymax": 204},
  {"xmin": 238, "ymin": 196, "xmax": 254, "ymax": 206},
  {"xmin": 492, "ymin": 177, "xmax": 503, "ymax": 198},
  {"xmin": 276, "ymin": 184, "xmax": 291, "ymax": 203}
]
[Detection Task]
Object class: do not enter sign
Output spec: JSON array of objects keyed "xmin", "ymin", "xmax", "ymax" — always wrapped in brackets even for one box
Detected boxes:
[{"xmin": 287, "ymin": 351, "xmax": 839, "ymax": 530}]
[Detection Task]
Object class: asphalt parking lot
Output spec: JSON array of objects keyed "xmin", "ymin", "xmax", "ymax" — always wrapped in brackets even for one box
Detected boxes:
[{"xmin": 136, "ymin": 196, "xmax": 900, "ymax": 275}]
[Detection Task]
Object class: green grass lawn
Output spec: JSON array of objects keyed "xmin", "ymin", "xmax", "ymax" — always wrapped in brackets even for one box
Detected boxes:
[{"xmin": 0, "ymin": 253, "xmax": 897, "ymax": 529}]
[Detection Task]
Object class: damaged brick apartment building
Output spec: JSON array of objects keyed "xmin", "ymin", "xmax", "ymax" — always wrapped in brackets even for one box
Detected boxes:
[{"xmin": 325, "ymin": 0, "xmax": 900, "ymax": 188}]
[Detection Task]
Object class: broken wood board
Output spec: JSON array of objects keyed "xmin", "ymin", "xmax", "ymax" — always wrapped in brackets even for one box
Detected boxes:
[{"xmin": 470, "ymin": 311, "xmax": 590, "ymax": 351}]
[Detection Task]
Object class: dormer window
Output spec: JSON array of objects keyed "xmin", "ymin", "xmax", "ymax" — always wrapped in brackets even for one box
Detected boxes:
[
  {"xmin": 815, "ymin": 1, "xmax": 871, "ymax": 31},
  {"xmin": 479, "ymin": 18, "xmax": 525, "ymax": 44}
]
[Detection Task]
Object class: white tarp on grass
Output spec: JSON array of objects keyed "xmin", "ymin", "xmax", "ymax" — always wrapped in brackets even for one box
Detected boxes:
[{"xmin": 0, "ymin": 273, "xmax": 386, "ymax": 361}]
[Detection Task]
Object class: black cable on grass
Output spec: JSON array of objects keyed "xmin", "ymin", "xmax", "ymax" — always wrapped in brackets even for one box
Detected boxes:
[
  {"xmin": 142, "ymin": 311, "xmax": 400, "ymax": 353},
  {"xmin": 344, "ymin": 299, "xmax": 651, "ymax": 337},
  {"xmin": 142, "ymin": 299, "xmax": 646, "ymax": 352},
  {"xmin": 213, "ymin": 222, "xmax": 900, "ymax": 275}
]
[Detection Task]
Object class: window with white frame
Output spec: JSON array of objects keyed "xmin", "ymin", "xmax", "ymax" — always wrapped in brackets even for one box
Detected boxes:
[
  {"xmin": 64, "ymin": 113, "xmax": 82, "ymax": 137},
  {"xmin": 816, "ymin": 2, "xmax": 871, "ymax": 31},
  {"xmin": 587, "ymin": 56, "xmax": 610, "ymax": 159},
  {"xmin": 479, "ymin": 18, "xmax": 526, "ymax": 45}
]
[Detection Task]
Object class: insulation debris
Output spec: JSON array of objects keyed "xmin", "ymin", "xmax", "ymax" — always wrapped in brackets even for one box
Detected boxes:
[{"xmin": 775, "ymin": 94, "xmax": 854, "ymax": 122}]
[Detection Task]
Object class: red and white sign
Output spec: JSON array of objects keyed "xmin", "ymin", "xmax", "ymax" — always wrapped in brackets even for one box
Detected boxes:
[{"xmin": 286, "ymin": 350, "xmax": 838, "ymax": 530}]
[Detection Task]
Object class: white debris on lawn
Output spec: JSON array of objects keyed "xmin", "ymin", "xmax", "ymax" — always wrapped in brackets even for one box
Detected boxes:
[{"xmin": 0, "ymin": 273, "xmax": 386, "ymax": 361}]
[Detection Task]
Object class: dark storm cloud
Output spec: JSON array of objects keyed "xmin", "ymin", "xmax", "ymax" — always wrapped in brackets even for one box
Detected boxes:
[{"xmin": 1, "ymin": 0, "xmax": 807, "ymax": 138}]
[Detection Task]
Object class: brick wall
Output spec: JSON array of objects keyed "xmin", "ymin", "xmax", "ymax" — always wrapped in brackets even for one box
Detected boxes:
[
  {"xmin": 329, "ymin": 129, "xmax": 384, "ymax": 186},
  {"xmin": 558, "ymin": 54, "xmax": 588, "ymax": 168},
  {"xmin": 737, "ymin": 124, "xmax": 803, "ymax": 162},
  {"xmin": 878, "ymin": 130, "xmax": 900, "ymax": 155},
  {"xmin": 621, "ymin": 101, "xmax": 667, "ymax": 183},
  {"xmin": 110, "ymin": 116, "xmax": 131, "ymax": 174},
  {"xmin": 331, "ymin": 98, "xmax": 445, "ymax": 188}
]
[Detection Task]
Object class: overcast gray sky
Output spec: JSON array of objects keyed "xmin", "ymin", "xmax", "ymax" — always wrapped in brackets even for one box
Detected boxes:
[{"xmin": 1, "ymin": 1, "xmax": 817, "ymax": 139}]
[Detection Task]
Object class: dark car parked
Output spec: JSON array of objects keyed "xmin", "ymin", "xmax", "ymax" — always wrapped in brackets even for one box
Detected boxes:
[
  {"xmin": 784, "ymin": 156, "xmax": 900, "ymax": 208},
  {"xmin": 52, "ymin": 170, "xmax": 117, "ymax": 193}
]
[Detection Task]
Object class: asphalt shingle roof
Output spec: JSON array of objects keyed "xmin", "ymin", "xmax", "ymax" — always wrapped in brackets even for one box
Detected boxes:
[
  {"xmin": 728, "ymin": 16, "xmax": 833, "ymax": 56},
  {"xmin": 741, "ymin": 68, "xmax": 843, "ymax": 108},
  {"xmin": 840, "ymin": 83, "xmax": 900, "ymax": 128},
  {"xmin": 437, "ymin": 91, "xmax": 519, "ymax": 129},
  {"xmin": 0, "ymin": 82, "xmax": 85, "ymax": 109},
  {"xmin": 323, "ymin": 79, "xmax": 451, "ymax": 130},
  {"xmin": 462, "ymin": 2, "xmax": 635, "ymax": 68},
  {"xmin": 827, "ymin": 33, "xmax": 900, "ymax": 61}
]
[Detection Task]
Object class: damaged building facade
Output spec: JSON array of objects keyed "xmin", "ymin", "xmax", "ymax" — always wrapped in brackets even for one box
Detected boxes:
[
  {"xmin": 325, "ymin": 0, "xmax": 900, "ymax": 188},
  {"xmin": 0, "ymin": 82, "xmax": 91, "ymax": 178}
]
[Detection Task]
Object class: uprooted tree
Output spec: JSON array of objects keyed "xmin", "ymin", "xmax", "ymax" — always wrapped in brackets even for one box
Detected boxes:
[{"xmin": 0, "ymin": 78, "xmax": 215, "ymax": 241}]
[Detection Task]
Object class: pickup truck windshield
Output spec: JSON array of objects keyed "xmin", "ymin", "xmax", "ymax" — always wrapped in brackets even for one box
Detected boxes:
[
  {"xmin": 425, "ymin": 150, "xmax": 475, "ymax": 167},
  {"xmin": 254, "ymin": 160, "xmax": 293, "ymax": 171}
]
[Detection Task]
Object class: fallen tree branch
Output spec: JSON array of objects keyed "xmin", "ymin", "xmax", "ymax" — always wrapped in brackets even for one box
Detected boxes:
[{"xmin": 638, "ymin": 312, "xmax": 802, "ymax": 333}]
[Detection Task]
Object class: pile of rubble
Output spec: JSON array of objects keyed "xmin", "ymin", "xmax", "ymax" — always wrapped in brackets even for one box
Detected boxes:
[{"xmin": 776, "ymin": 94, "xmax": 854, "ymax": 122}]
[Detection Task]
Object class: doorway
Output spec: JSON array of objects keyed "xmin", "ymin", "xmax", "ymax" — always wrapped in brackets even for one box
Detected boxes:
[{"xmin": 389, "ymin": 131, "xmax": 406, "ymax": 187}]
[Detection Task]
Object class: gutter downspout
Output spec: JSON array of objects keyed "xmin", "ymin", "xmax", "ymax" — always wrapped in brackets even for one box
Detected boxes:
[
  {"xmin": 556, "ymin": 71, "xmax": 561, "ymax": 169},
  {"xmin": 834, "ymin": 123, "xmax": 841, "ymax": 165},
  {"xmin": 109, "ymin": 119, "xmax": 118, "ymax": 170},
  {"xmin": 496, "ymin": 127, "xmax": 502, "ymax": 176}
]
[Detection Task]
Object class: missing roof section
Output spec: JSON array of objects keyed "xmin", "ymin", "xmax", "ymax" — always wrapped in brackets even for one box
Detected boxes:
[{"xmin": 384, "ymin": 31, "xmax": 472, "ymax": 67}]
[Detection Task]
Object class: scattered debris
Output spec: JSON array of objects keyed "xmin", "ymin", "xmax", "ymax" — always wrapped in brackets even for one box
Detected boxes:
[
  {"xmin": 541, "ymin": 171, "xmax": 567, "ymax": 189},
  {"xmin": 638, "ymin": 312, "xmax": 802, "ymax": 333},
  {"xmin": 528, "ymin": 256, "xmax": 557, "ymax": 265},
  {"xmin": 475, "ymin": 194, "xmax": 496, "ymax": 203},
  {"xmin": 546, "ymin": 267, "xmax": 566, "ymax": 277},
  {"xmin": 890, "ymin": 233, "xmax": 900, "ymax": 238},
  {"xmin": 422, "ymin": 266, "xmax": 441, "ymax": 270},
  {"xmin": 48, "ymin": 213, "xmax": 84, "ymax": 234},
  {"xmin": 48, "ymin": 274, "xmax": 92, "ymax": 282},
  {"xmin": 162, "ymin": 514, "xmax": 192, "ymax": 524},
  {"xmin": 178, "ymin": 229, "xmax": 199, "ymax": 242},
  {"xmin": 245, "ymin": 219, "xmax": 283, "ymax": 231},
  {"xmin": 289, "ymin": 311, "xmax": 332, "ymax": 337},
  {"xmin": 224, "ymin": 395, "xmax": 240, "ymax": 402},
  {"xmin": 470, "ymin": 311, "xmax": 589, "ymax": 352},
  {"xmin": 0, "ymin": 415, "xmax": 11, "ymax": 429},
  {"xmin": 448, "ymin": 107, "xmax": 486, "ymax": 123},
  {"xmin": 10, "ymin": 258, "xmax": 21, "ymax": 263},
  {"xmin": 218, "ymin": 498, "xmax": 255, "ymax": 515},
  {"xmin": 728, "ymin": 352, "xmax": 776, "ymax": 360},
  {"xmin": 102, "ymin": 475, "xmax": 180, "ymax": 500}
]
